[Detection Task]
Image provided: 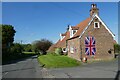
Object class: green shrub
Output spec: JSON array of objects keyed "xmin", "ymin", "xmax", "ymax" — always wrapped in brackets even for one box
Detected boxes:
[
  {"xmin": 55, "ymin": 48, "xmax": 62, "ymax": 55},
  {"xmin": 114, "ymin": 44, "xmax": 120, "ymax": 53},
  {"xmin": 10, "ymin": 43, "xmax": 23, "ymax": 54}
]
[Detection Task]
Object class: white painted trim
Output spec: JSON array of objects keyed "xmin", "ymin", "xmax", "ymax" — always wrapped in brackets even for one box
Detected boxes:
[
  {"xmin": 79, "ymin": 14, "xmax": 94, "ymax": 38},
  {"xmin": 95, "ymin": 14, "xmax": 115, "ymax": 37},
  {"xmin": 68, "ymin": 25, "xmax": 72, "ymax": 31},
  {"xmin": 69, "ymin": 26, "xmax": 73, "ymax": 38},
  {"xmin": 94, "ymin": 22, "xmax": 100, "ymax": 28},
  {"xmin": 60, "ymin": 33, "xmax": 65, "ymax": 41},
  {"xmin": 69, "ymin": 25, "xmax": 78, "ymax": 38},
  {"xmin": 70, "ymin": 28, "xmax": 78, "ymax": 38},
  {"xmin": 79, "ymin": 14, "xmax": 115, "ymax": 38},
  {"xmin": 71, "ymin": 30, "xmax": 78, "ymax": 38}
]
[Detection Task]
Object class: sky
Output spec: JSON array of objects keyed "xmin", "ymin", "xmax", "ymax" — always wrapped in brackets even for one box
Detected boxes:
[{"xmin": 2, "ymin": 2, "xmax": 118, "ymax": 44}]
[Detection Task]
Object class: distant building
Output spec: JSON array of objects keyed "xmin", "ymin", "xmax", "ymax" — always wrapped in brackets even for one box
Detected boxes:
[{"xmin": 48, "ymin": 4, "xmax": 115, "ymax": 61}]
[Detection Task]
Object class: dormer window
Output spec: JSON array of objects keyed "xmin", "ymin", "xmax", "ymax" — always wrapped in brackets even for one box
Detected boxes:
[
  {"xmin": 70, "ymin": 26, "xmax": 78, "ymax": 38},
  {"xmin": 73, "ymin": 30, "xmax": 77, "ymax": 34},
  {"xmin": 94, "ymin": 22, "xmax": 100, "ymax": 28},
  {"xmin": 61, "ymin": 36, "xmax": 65, "ymax": 41},
  {"xmin": 70, "ymin": 30, "xmax": 78, "ymax": 38},
  {"xmin": 60, "ymin": 33, "xmax": 65, "ymax": 41}
]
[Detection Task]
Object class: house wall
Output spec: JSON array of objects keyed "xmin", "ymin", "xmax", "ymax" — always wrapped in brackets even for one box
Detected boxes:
[
  {"xmin": 68, "ymin": 17, "xmax": 114, "ymax": 61},
  {"xmin": 67, "ymin": 38, "xmax": 81, "ymax": 61}
]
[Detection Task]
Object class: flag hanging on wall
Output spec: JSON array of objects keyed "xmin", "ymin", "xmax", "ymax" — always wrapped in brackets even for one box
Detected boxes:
[{"xmin": 85, "ymin": 36, "xmax": 96, "ymax": 55}]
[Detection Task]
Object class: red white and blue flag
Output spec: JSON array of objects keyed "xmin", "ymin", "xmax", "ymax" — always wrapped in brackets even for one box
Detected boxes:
[{"xmin": 85, "ymin": 36, "xmax": 96, "ymax": 55}]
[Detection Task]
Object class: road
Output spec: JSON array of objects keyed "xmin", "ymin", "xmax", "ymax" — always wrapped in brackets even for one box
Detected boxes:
[
  {"xmin": 2, "ymin": 56, "xmax": 119, "ymax": 79},
  {"xmin": 2, "ymin": 56, "xmax": 42, "ymax": 78},
  {"xmin": 46, "ymin": 60, "xmax": 118, "ymax": 78},
  {"xmin": 44, "ymin": 59, "xmax": 118, "ymax": 78}
]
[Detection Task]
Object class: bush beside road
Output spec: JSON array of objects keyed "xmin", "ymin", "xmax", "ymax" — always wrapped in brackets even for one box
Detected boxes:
[{"xmin": 3, "ymin": 52, "xmax": 37, "ymax": 65}]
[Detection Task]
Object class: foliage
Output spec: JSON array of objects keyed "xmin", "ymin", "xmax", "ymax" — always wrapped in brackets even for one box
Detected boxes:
[
  {"xmin": 10, "ymin": 43, "xmax": 24, "ymax": 54},
  {"xmin": 3, "ymin": 52, "xmax": 37, "ymax": 65},
  {"xmin": 38, "ymin": 54, "xmax": 80, "ymax": 68},
  {"xmin": 0, "ymin": 25, "xmax": 2, "ymax": 44},
  {"xmin": 32, "ymin": 39, "xmax": 53, "ymax": 55},
  {"xmin": 114, "ymin": 44, "xmax": 120, "ymax": 53},
  {"xmin": 2, "ymin": 25, "xmax": 36, "ymax": 64},
  {"xmin": 22, "ymin": 44, "xmax": 32, "ymax": 52},
  {"xmin": 2, "ymin": 25, "xmax": 16, "ymax": 63},
  {"xmin": 2, "ymin": 24, "xmax": 16, "ymax": 46},
  {"xmin": 3, "ymin": 44, "xmax": 37, "ymax": 65},
  {"xmin": 55, "ymin": 48, "xmax": 62, "ymax": 55},
  {"xmin": 2, "ymin": 25, "xmax": 16, "ymax": 57}
]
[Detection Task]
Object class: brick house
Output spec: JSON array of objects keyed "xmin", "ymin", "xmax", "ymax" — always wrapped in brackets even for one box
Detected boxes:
[{"xmin": 48, "ymin": 4, "xmax": 115, "ymax": 61}]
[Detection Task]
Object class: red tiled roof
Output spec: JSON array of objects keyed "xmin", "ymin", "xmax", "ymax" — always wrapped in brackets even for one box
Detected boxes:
[
  {"xmin": 48, "ymin": 17, "xmax": 91, "ymax": 52},
  {"xmin": 56, "ymin": 31, "xmax": 70, "ymax": 48},
  {"xmin": 47, "ymin": 39, "xmax": 61, "ymax": 52},
  {"xmin": 71, "ymin": 26, "xmax": 79, "ymax": 30},
  {"xmin": 61, "ymin": 32, "xmax": 67, "ymax": 36},
  {"xmin": 47, "ymin": 44, "xmax": 56, "ymax": 52},
  {"xmin": 71, "ymin": 17, "xmax": 91, "ymax": 39}
]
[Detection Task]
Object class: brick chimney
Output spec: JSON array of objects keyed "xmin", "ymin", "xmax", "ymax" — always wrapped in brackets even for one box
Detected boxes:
[{"xmin": 90, "ymin": 4, "xmax": 99, "ymax": 17}]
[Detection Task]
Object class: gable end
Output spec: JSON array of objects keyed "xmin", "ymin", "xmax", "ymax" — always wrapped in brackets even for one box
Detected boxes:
[{"xmin": 79, "ymin": 14, "xmax": 115, "ymax": 38}]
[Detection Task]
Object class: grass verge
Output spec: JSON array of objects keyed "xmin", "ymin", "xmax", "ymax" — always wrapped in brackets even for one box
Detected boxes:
[{"xmin": 38, "ymin": 54, "xmax": 80, "ymax": 68}]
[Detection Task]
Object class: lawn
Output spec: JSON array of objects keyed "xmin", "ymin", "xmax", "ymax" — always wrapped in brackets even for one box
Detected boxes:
[{"xmin": 38, "ymin": 54, "xmax": 80, "ymax": 68}]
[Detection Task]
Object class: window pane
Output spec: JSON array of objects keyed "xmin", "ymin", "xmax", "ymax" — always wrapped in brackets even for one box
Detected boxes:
[
  {"xmin": 73, "ymin": 30, "xmax": 76, "ymax": 34},
  {"xmin": 95, "ymin": 23, "xmax": 98, "ymax": 27}
]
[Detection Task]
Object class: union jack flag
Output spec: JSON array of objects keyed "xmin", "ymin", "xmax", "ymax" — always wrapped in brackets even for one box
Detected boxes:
[{"xmin": 85, "ymin": 36, "xmax": 96, "ymax": 55}]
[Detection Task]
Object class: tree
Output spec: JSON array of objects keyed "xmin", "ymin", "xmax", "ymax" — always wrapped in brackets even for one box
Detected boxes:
[
  {"xmin": 22, "ymin": 44, "xmax": 32, "ymax": 52},
  {"xmin": 2, "ymin": 25, "xmax": 16, "ymax": 55},
  {"xmin": 114, "ymin": 44, "xmax": 120, "ymax": 53},
  {"xmin": 32, "ymin": 39, "xmax": 53, "ymax": 55},
  {"xmin": 2, "ymin": 25, "xmax": 16, "ymax": 63},
  {"xmin": 10, "ymin": 43, "xmax": 24, "ymax": 54},
  {"xmin": 2, "ymin": 25, "xmax": 16, "ymax": 46}
]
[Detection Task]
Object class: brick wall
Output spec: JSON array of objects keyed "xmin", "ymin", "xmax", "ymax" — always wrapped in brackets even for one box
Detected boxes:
[
  {"xmin": 68, "ymin": 18, "xmax": 114, "ymax": 61},
  {"xmin": 67, "ymin": 38, "xmax": 81, "ymax": 61}
]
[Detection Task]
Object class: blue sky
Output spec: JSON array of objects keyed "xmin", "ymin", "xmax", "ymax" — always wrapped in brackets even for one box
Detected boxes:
[{"xmin": 2, "ymin": 2, "xmax": 118, "ymax": 44}]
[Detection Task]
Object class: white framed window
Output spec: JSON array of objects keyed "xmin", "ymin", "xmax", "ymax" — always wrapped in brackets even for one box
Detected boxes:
[
  {"xmin": 70, "ymin": 46, "xmax": 74, "ymax": 53},
  {"xmin": 73, "ymin": 30, "xmax": 77, "ymax": 34},
  {"xmin": 70, "ymin": 30, "xmax": 77, "ymax": 38},
  {"xmin": 94, "ymin": 22, "xmax": 100, "ymax": 28},
  {"xmin": 60, "ymin": 33, "xmax": 65, "ymax": 41}
]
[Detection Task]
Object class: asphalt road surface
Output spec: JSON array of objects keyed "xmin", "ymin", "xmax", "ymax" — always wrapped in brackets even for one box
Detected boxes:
[
  {"xmin": 2, "ymin": 56, "xmax": 119, "ymax": 79},
  {"xmin": 46, "ymin": 60, "xmax": 118, "ymax": 78},
  {"xmin": 2, "ymin": 56, "xmax": 42, "ymax": 78}
]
